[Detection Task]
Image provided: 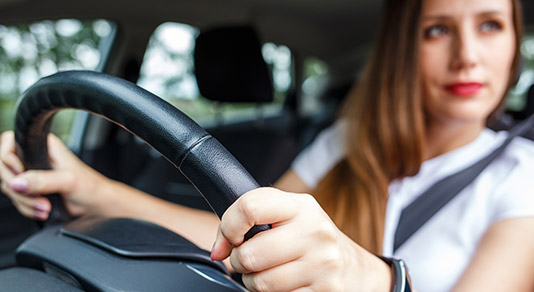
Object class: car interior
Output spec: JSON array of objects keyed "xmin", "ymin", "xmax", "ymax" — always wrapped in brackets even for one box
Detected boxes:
[{"xmin": 0, "ymin": 0, "xmax": 533, "ymax": 290}]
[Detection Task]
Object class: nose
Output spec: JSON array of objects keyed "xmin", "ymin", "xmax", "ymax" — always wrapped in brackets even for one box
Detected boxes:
[{"xmin": 450, "ymin": 28, "xmax": 478, "ymax": 71}]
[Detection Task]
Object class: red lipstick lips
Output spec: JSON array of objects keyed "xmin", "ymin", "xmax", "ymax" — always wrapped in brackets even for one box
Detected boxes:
[{"xmin": 444, "ymin": 82, "xmax": 483, "ymax": 97}]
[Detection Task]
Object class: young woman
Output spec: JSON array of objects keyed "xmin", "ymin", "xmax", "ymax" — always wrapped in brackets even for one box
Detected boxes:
[{"xmin": 1, "ymin": 0, "xmax": 533, "ymax": 291}]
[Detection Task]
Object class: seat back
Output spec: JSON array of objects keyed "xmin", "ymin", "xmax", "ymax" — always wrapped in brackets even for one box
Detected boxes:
[
  {"xmin": 125, "ymin": 26, "xmax": 299, "ymax": 211},
  {"xmin": 193, "ymin": 26, "xmax": 299, "ymax": 186}
]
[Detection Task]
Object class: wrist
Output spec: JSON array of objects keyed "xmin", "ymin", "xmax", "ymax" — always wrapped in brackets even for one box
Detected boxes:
[
  {"xmin": 344, "ymin": 236, "xmax": 393, "ymax": 292},
  {"xmin": 83, "ymin": 173, "xmax": 116, "ymax": 216},
  {"xmin": 374, "ymin": 255, "xmax": 394, "ymax": 292},
  {"xmin": 376, "ymin": 256, "xmax": 412, "ymax": 292}
]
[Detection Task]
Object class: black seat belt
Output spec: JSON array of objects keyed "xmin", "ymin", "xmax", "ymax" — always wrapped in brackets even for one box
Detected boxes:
[{"xmin": 393, "ymin": 115, "xmax": 534, "ymax": 252}]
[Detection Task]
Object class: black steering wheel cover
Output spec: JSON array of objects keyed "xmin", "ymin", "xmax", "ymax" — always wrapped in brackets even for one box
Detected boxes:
[{"xmin": 14, "ymin": 71, "xmax": 264, "ymax": 233}]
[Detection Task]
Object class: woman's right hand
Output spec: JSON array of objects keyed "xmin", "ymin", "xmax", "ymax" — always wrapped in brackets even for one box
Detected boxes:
[{"xmin": 0, "ymin": 131, "xmax": 111, "ymax": 220}]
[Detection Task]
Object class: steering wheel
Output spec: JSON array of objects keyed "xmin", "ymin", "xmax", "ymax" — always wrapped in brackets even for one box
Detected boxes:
[
  {"xmin": 7, "ymin": 71, "xmax": 270, "ymax": 291},
  {"xmin": 14, "ymin": 70, "xmax": 268, "ymax": 239}
]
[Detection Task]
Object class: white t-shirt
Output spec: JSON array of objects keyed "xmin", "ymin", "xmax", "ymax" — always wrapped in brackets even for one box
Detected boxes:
[{"xmin": 291, "ymin": 122, "xmax": 534, "ymax": 292}]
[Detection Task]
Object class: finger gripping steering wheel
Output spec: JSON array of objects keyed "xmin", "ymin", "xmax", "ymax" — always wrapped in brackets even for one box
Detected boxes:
[{"xmin": 14, "ymin": 70, "xmax": 268, "ymax": 239}]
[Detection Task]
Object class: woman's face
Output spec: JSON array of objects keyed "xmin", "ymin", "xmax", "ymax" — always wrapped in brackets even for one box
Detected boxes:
[{"xmin": 420, "ymin": 0, "xmax": 516, "ymax": 128}]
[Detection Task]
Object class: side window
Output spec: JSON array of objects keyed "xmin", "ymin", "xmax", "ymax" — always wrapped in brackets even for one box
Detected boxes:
[
  {"xmin": 137, "ymin": 22, "xmax": 292, "ymax": 126},
  {"xmin": 0, "ymin": 19, "xmax": 115, "ymax": 139},
  {"xmin": 508, "ymin": 30, "xmax": 534, "ymax": 112},
  {"xmin": 300, "ymin": 57, "xmax": 329, "ymax": 116}
]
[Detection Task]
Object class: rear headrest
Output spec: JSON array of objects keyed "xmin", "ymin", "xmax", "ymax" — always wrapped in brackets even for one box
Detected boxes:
[
  {"xmin": 194, "ymin": 26, "xmax": 273, "ymax": 103},
  {"xmin": 508, "ymin": 83, "xmax": 534, "ymax": 121},
  {"xmin": 523, "ymin": 83, "xmax": 534, "ymax": 119}
]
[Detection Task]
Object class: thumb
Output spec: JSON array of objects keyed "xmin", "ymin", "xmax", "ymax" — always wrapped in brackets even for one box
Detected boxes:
[
  {"xmin": 11, "ymin": 169, "xmax": 76, "ymax": 196},
  {"xmin": 211, "ymin": 227, "xmax": 234, "ymax": 262}
]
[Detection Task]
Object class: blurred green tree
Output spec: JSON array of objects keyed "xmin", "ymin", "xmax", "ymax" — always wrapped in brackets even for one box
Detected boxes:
[{"xmin": 0, "ymin": 19, "xmax": 112, "ymax": 137}]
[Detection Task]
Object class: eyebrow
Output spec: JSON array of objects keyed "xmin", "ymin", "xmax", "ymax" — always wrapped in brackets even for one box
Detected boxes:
[{"xmin": 422, "ymin": 10, "xmax": 506, "ymax": 21}]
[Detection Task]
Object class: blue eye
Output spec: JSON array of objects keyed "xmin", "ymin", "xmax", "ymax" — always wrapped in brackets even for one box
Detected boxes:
[
  {"xmin": 480, "ymin": 21, "xmax": 502, "ymax": 33},
  {"xmin": 424, "ymin": 25, "xmax": 448, "ymax": 39}
]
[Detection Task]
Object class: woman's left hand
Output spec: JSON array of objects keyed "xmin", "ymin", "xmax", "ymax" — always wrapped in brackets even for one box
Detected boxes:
[{"xmin": 211, "ymin": 187, "xmax": 392, "ymax": 292}]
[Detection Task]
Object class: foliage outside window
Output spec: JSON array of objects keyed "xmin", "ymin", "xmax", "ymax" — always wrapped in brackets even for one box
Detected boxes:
[
  {"xmin": 300, "ymin": 57, "xmax": 329, "ymax": 115},
  {"xmin": 508, "ymin": 30, "xmax": 534, "ymax": 111},
  {"xmin": 0, "ymin": 19, "xmax": 113, "ymax": 139}
]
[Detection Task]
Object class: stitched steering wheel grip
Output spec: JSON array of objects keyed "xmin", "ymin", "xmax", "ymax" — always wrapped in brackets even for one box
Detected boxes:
[{"xmin": 14, "ymin": 70, "xmax": 269, "ymax": 240}]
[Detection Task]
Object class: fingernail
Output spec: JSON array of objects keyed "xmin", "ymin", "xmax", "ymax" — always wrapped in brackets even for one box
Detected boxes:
[
  {"xmin": 9, "ymin": 166, "xmax": 22, "ymax": 175},
  {"xmin": 35, "ymin": 204, "xmax": 50, "ymax": 212},
  {"xmin": 10, "ymin": 177, "xmax": 28, "ymax": 193},
  {"xmin": 35, "ymin": 211, "xmax": 48, "ymax": 221}
]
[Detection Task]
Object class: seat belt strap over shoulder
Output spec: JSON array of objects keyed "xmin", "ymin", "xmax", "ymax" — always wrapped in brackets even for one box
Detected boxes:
[{"xmin": 393, "ymin": 115, "xmax": 534, "ymax": 252}]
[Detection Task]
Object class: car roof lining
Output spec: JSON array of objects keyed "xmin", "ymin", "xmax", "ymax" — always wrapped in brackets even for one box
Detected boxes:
[{"xmin": 0, "ymin": 0, "xmax": 384, "ymax": 75}]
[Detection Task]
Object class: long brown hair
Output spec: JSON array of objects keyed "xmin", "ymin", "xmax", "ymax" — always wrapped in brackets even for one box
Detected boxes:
[{"xmin": 313, "ymin": 0, "xmax": 524, "ymax": 254}]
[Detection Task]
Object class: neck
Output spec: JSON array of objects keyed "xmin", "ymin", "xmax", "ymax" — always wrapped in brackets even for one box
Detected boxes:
[{"xmin": 424, "ymin": 119, "xmax": 485, "ymax": 161}]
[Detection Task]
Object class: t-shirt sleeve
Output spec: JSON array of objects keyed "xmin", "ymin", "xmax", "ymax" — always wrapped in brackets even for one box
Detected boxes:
[{"xmin": 291, "ymin": 121, "xmax": 347, "ymax": 189}]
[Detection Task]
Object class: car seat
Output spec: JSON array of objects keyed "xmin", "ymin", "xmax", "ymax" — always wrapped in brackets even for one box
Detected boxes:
[
  {"xmin": 127, "ymin": 26, "xmax": 301, "ymax": 213},
  {"xmin": 194, "ymin": 25, "xmax": 300, "ymax": 186}
]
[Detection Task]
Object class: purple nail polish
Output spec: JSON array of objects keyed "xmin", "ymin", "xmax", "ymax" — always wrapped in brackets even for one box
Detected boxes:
[
  {"xmin": 35, "ymin": 204, "xmax": 50, "ymax": 212},
  {"xmin": 10, "ymin": 178, "xmax": 28, "ymax": 193},
  {"xmin": 35, "ymin": 211, "xmax": 48, "ymax": 221},
  {"xmin": 9, "ymin": 166, "xmax": 22, "ymax": 175}
]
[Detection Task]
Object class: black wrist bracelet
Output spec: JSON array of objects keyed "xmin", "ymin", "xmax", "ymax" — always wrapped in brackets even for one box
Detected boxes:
[{"xmin": 377, "ymin": 256, "xmax": 412, "ymax": 292}]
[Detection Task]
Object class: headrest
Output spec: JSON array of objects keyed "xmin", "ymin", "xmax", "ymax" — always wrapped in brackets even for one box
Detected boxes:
[
  {"xmin": 523, "ymin": 83, "xmax": 534, "ymax": 118},
  {"xmin": 194, "ymin": 26, "xmax": 273, "ymax": 103}
]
